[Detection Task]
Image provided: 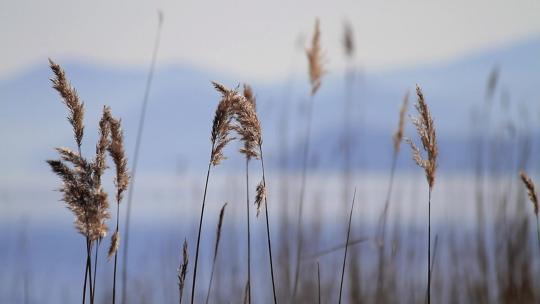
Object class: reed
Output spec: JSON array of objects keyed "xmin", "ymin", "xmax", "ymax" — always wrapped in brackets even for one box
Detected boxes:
[
  {"xmin": 407, "ymin": 85, "xmax": 438, "ymax": 304},
  {"xmin": 105, "ymin": 109, "xmax": 130, "ymax": 304},
  {"xmin": 293, "ymin": 19, "xmax": 325, "ymax": 301},
  {"xmin": 339, "ymin": 189, "xmax": 356, "ymax": 304},
  {"xmin": 190, "ymin": 82, "xmax": 237, "ymax": 304},
  {"xmin": 121, "ymin": 12, "xmax": 163, "ymax": 304},
  {"xmin": 242, "ymin": 84, "xmax": 256, "ymax": 304},
  {"xmin": 231, "ymin": 84, "xmax": 277, "ymax": 303},
  {"xmin": 519, "ymin": 171, "xmax": 540, "ymax": 252},
  {"xmin": 375, "ymin": 92, "xmax": 408, "ymax": 300},
  {"xmin": 178, "ymin": 239, "xmax": 189, "ymax": 304},
  {"xmin": 47, "ymin": 60, "xmax": 114, "ymax": 304},
  {"xmin": 205, "ymin": 203, "xmax": 228, "ymax": 304}
]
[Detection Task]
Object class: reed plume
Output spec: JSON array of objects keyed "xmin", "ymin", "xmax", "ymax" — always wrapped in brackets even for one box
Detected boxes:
[
  {"xmin": 519, "ymin": 171, "xmax": 540, "ymax": 252},
  {"xmin": 191, "ymin": 82, "xmax": 237, "ymax": 304},
  {"xmin": 106, "ymin": 109, "xmax": 130, "ymax": 304},
  {"xmin": 47, "ymin": 60, "xmax": 113, "ymax": 304},
  {"xmin": 293, "ymin": 19, "xmax": 325, "ymax": 300},
  {"xmin": 231, "ymin": 84, "xmax": 277, "ymax": 303},
  {"xmin": 121, "ymin": 13, "xmax": 163, "ymax": 304},
  {"xmin": 205, "ymin": 203, "xmax": 227, "ymax": 304},
  {"xmin": 407, "ymin": 85, "xmax": 437, "ymax": 304},
  {"xmin": 178, "ymin": 239, "xmax": 189, "ymax": 304},
  {"xmin": 342, "ymin": 21, "xmax": 355, "ymax": 59},
  {"xmin": 306, "ymin": 19, "xmax": 325, "ymax": 96},
  {"xmin": 49, "ymin": 59, "xmax": 85, "ymax": 151},
  {"xmin": 376, "ymin": 92, "xmax": 408, "ymax": 301}
]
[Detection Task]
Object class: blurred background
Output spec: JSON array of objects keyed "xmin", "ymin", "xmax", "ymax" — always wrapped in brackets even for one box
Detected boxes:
[{"xmin": 1, "ymin": 0, "xmax": 540, "ymax": 303}]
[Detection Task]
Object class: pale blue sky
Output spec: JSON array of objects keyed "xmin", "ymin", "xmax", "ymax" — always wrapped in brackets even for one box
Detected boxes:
[{"xmin": 1, "ymin": 0, "xmax": 539, "ymax": 81}]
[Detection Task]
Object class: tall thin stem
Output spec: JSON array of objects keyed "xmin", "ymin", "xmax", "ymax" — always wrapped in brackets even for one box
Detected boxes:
[
  {"xmin": 86, "ymin": 240, "xmax": 94, "ymax": 304},
  {"xmin": 375, "ymin": 150, "xmax": 398, "ymax": 300},
  {"xmin": 191, "ymin": 148, "xmax": 215, "ymax": 304},
  {"xmin": 317, "ymin": 262, "xmax": 321, "ymax": 304},
  {"xmin": 82, "ymin": 238, "xmax": 89, "ymax": 304},
  {"xmin": 245, "ymin": 159, "xmax": 252, "ymax": 303},
  {"xmin": 121, "ymin": 14, "xmax": 163, "ymax": 304},
  {"xmin": 112, "ymin": 202, "xmax": 120, "ymax": 304},
  {"xmin": 92, "ymin": 240, "xmax": 100, "ymax": 298},
  {"xmin": 339, "ymin": 189, "xmax": 356, "ymax": 304},
  {"xmin": 536, "ymin": 215, "xmax": 540, "ymax": 254},
  {"xmin": 292, "ymin": 95, "xmax": 314, "ymax": 300},
  {"xmin": 427, "ymin": 188, "xmax": 432, "ymax": 304},
  {"xmin": 260, "ymin": 148, "xmax": 277, "ymax": 304}
]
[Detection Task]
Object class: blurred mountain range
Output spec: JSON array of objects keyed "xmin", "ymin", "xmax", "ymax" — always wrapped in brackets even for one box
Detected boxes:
[{"xmin": 1, "ymin": 37, "xmax": 540, "ymax": 176}]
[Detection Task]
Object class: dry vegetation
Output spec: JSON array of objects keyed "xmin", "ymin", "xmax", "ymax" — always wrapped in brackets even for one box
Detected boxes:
[{"xmin": 31, "ymin": 17, "xmax": 540, "ymax": 304}]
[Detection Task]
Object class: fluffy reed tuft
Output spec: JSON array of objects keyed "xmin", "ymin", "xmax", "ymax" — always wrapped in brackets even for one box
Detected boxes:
[
  {"xmin": 106, "ymin": 112, "xmax": 130, "ymax": 203},
  {"xmin": 520, "ymin": 171, "xmax": 539, "ymax": 215},
  {"xmin": 407, "ymin": 85, "xmax": 438, "ymax": 189},
  {"xmin": 306, "ymin": 19, "xmax": 325, "ymax": 96},
  {"xmin": 255, "ymin": 181, "xmax": 266, "ymax": 217},
  {"xmin": 49, "ymin": 59, "xmax": 85, "ymax": 149},
  {"xmin": 393, "ymin": 92, "xmax": 409, "ymax": 153},
  {"xmin": 178, "ymin": 239, "xmax": 189, "ymax": 304},
  {"xmin": 231, "ymin": 85, "xmax": 261, "ymax": 160},
  {"xmin": 210, "ymin": 82, "xmax": 239, "ymax": 166},
  {"xmin": 108, "ymin": 231, "xmax": 120, "ymax": 259}
]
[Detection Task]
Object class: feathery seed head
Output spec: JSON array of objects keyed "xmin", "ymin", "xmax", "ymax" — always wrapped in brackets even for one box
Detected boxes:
[
  {"xmin": 408, "ymin": 85, "xmax": 438, "ymax": 189},
  {"xmin": 343, "ymin": 21, "xmax": 355, "ymax": 58},
  {"xmin": 306, "ymin": 19, "xmax": 325, "ymax": 96},
  {"xmin": 255, "ymin": 181, "xmax": 267, "ymax": 217},
  {"xmin": 520, "ymin": 171, "xmax": 539, "ymax": 215},
  {"xmin": 210, "ymin": 82, "xmax": 240, "ymax": 166},
  {"xmin": 393, "ymin": 92, "xmax": 409, "ymax": 153},
  {"xmin": 49, "ymin": 59, "xmax": 85, "ymax": 149},
  {"xmin": 108, "ymin": 230, "xmax": 120, "ymax": 259},
  {"xmin": 105, "ymin": 111, "xmax": 130, "ymax": 203}
]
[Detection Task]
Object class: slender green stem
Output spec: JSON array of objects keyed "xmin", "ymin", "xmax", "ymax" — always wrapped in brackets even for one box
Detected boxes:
[
  {"xmin": 292, "ymin": 95, "xmax": 314, "ymax": 300},
  {"xmin": 339, "ymin": 189, "xmax": 356, "ymax": 304},
  {"xmin": 121, "ymin": 14, "xmax": 162, "ymax": 304},
  {"xmin": 260, "ymin": 147, "xmax": 277, "ymax": 304},
  {"xmin": 191, "ymin": 148, "xmax": 215, "ymax": 304}
]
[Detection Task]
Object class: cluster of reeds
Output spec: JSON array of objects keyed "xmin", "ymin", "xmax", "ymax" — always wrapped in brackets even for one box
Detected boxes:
[
  {"xmin": 46, "ymin": 59, "xmax": 129, "ymax": 304},
  {"xmin": 190, "ymin": 82, "xmax": 276, "ymax": 304}
]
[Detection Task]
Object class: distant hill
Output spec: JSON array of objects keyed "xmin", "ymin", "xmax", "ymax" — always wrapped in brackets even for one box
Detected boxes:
[{"xmin": 1, "ymin": 37, "xmax": 539, "ymax": 176}]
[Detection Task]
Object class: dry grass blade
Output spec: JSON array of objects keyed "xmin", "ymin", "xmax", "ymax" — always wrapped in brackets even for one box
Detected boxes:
[
  {"xmin": 407, "ymin": 85, "xmax": 438, "ymax": 189},
  {"xmin": 393, "ymin": 92, "xmax": 409, "ymax": 153},
  {"xmin": 306, "ymin": 19, "xmax": 325, "ymax": 96},
  {"xmin": 520, "ymin": 171, "xmax": 539, "ymax": 215},
  {"xmin": 178, "ymin": 239, "xmax": 189, "ymax": 304},
  {"xmin": 49, "ymin": 59, "xmax": 85, "ymax": 149}
]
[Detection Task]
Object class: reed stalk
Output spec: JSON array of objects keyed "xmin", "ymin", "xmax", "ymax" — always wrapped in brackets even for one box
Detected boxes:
[
  {"xmin": 292, "ymin": 19, "xmax": 325, "ymax": 301},
  {"xmin": 121, "ymin": 13, "xmax": 163, "ymax": 304},
  {"xmin": 205, "ymin": 203, "xmax": 227, "ymax": 304},
  {"xmin": 339, "ymin": 189, "xmax": 356, "ymax": 304}
]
